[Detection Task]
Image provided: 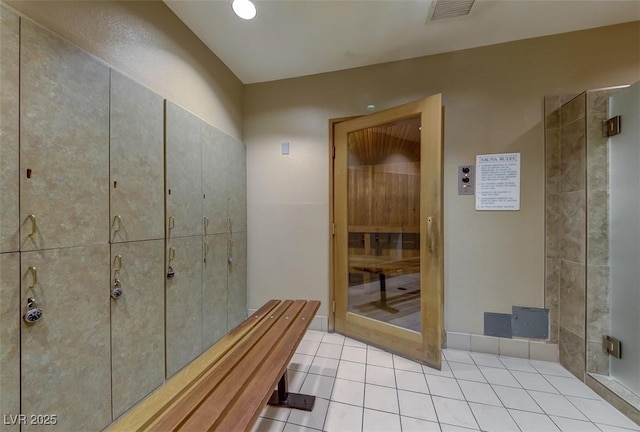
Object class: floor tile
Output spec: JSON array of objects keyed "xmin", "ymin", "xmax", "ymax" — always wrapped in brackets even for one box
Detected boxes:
[
  {"xmin": 322, "ymin": 333, "xmax": 345, "ymax": 346},
  {"xmin": 509, "ymin": 409, "xmax": 561, "ymax": 432},
  {"xmin": 336, "ymin": 360, "xmax": 366, "ymax": 382},
  {"xmin": 331, "ymin": 378, "xmax": 364, "ymax": 407},
  {"xmin": 442, "ymin": 349, "xmax": 474, "ymax": 364},
  {"xmin": 282, "ymin": 423, "xmax": 319, "ymax": 432},
  {"xmin": 341, "ymin": 345, "xmax": 367, "ymax": 363},
  {"xmin": 400, "ymin": 416, "xmax": 442, "ymax": 432},
  {"xmin": 398, "ymin": 389, "xmax": 438, "ymax": 422},
  {"xmin": 529, "ymin": 360, "xmax": 574, "ymax": 377},
  {"xmin": 260, "ymin": 404, "xmax": 291, "ymax": 422},
  {"xmin": 395, "ymin": 369, "xmax": 429, "ymax": 394},
  {"xmin": 315, "ymin": 342, "xmax": 343, "ymax": 360},
  {"xmin": 492, "ymin": 385, "xmax": 543, "ymax": 413},
  {"xmin": 303, "ymin": 330, "xmax": 324, "ymax": 342},
  {"xmin": 528, "ymin": 390, "xmax": 588, "ymax": 420},
  {"xmin": 364, "ymin": 383, "xmax": 399, "ymax": 414},
  {"xmin": 449, "ymin": 361, "xmax": 487, "ymax": 383},
  {"xmin": 458, "ymin": 380, "xmax": 502, "ymax": 406},
  {"xmin": 343, "ymin": 337, "xmax": 367, "ymax": 348},
  {"xmin": 362, "ymin": 408, "xmax": 402, "ymax": 431},
  {"xmin": 287, "ymin": 397, "xmax": 329, "ymax": 430},
  {"xmin": 300, "ymin": 374, "xmax": 335, "ymax": 400},
  {"xmin": 286, "ymin": 369, "xmax": 307, "ymax": 393},
  {"xmin": 252, "ymin": 417, "xmax": 286, "ymax": 432},
  {"xmin": 323, "ymin": 401, "xmax": 362, "ymax": 432},
  {"xmin": 365, "ymin": 364, "xmax": 396, "ymax": 387},
  {"xmin": 567, "ymin": 396, "xmax": 640, "ymax": 430},
  {"xmin": 425, "ymin": 375, "xmax": 465, "ymax": 400},
  {"xmin": 468, "ymin": 402, "xmax": 520, "ymax": 432},
  {"xmin": 511, "ymin": 370, "xmax": 558, "ymax": 393},
  {"xmin": 432, "ymin": 396, "xmax": 478, "ymax": 430},
  {"xmin": 308, "ymin": 356, "xmax": 339, "ymax": 377},
  {"xmin": 550, "ymin": 415, "xmax": 601, "ymax": 432},
  {"xmin": 367, "ymin": 348, "xmax": 394, "ymax": 367},
  {"xmin": 439, "ymin": 425, "xmax": 479, "ymax": 432},
  {"xmin": 296, "ymin": 340, "xmax": 320, "ymax": 356},
  {"xmin": 499, "ymin": 357, "xmax": 538, "ymax": 373},
  {"xmin": 545, "ymin": 375, "xmax": 601, "ymax": 399},
  {"xmin": 289, "ymin": 353, "xmax": 314, "ymax": 373},
  {"xmin": 595, "ymin": 423, "xmax": 640, "ymax": 432},
  {"xmin": 393, "ymin": 354, "xmax": 424, "ymax": 373},
  {"xmin": 480, "ymin": 366, "xmax": 521, "ymax": 387},
  {"xmin": 424, "ymin": 360, "xmax": 455, "ymax": 378},
  {"xmin": 470, "ymin": 352, "xmax": 505, "ymax": 369}
]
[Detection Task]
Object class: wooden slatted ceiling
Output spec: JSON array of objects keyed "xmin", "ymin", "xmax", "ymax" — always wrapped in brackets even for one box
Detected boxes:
[{"xmin": 347, "ymin": 116, "xmax": 420, "ymax": 166}]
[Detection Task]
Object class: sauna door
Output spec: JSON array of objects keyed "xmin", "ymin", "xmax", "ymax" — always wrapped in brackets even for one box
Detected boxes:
[{"xmin": 333, "ymin": 95, "xmax": 443, "ymax": 368}]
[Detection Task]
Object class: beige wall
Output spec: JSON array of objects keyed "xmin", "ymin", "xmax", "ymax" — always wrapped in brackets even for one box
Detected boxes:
[
  {"xmin": 4, "ymin": 0, "xmax": 244, "ymax": 139},
  {"xmin": 244, "ymin": 22, "xmax": 640, "ymax": 333}
]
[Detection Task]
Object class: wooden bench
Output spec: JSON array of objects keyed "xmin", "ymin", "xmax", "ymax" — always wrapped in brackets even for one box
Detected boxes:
[{"xmin": 109, "ymin": 299, "xmax": 320, "ymax": 432}]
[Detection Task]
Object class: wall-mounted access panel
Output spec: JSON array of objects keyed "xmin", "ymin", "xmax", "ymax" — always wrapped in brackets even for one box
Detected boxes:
[
  {"xmin": 110, "ymin": 70, "xmax": 164, "ymax": 243},
  {"xmin": 20, "ymin": 19, "xmax": 110, "ymax": 251}
]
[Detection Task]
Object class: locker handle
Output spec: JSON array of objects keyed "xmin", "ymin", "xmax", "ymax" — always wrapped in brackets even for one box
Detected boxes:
[
  {"xmin": 168, "ymin": 247, "xmax": 175, "ymax": 262},
  {"xmin": 112, "ymin": 215, "xmax": 122, "ymax": 233},
  {"xmin": 27, "ymin": 214, "xmax": 37, "ymax": 237},
  {"xmin": 168, "ymin": 216, "xmax": 175, "ymax": 230},
  {"xmin": 204, "ymin": 217, "xmax": 209, "ymax": 236},
  {"xmin": 28, "ymin": 266, "xmax": 37, "ymax": 289},
  {"xmin": 113, "ymin": 254, "xmax": 122, "ymax": 276},
  {"xmin": 204, "ymin": 242, "xmax": 209, "ymax": 263}
]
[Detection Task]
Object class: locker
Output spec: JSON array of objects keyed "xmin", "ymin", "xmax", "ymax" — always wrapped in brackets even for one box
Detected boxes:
[
  {"xmin": 165, "ymin": 102, "xmax": 203, "ymax": 239},
  {"xmin": 21, "ymin": 245, "xmax": 111, "ymax": 431},
  {"xmin": 0, "ymin": 252, "xmax": 20, "ymax": 432},
  {"xmin": 202, "ymin": 122, "xmax": 228, "ymax": 236},
  {"xmin": 20, "ymin": 19, "xmax": 109, "ymax": 251},
  {"xmin": 0, "ymin": 6, "xmax": 20, "ymax": 253},
  {"xmin": 110, "ymin": 70, "xmax": 164, "ymax": 243},
  {"xmin": 227, "ymin": 231, "xmax": 247, "ymax": 329},
  {"xmin": 226, "ymin": 135, "xmax": 247, "ymax": 233},
  {"xmin": 110, "ymin": 240, "xmax": 165, "ymax": 419},
  {"xmin": 165, "ymin": 235, "xmax": 203, "ymax": 377},
  {"xmin": 202, "ymin": 233, "xmax": 229, "ymax": 349}
]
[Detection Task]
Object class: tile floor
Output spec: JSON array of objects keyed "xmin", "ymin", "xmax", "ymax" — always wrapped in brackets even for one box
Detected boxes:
[{"xmin": 252, "ymin": 330, "xmax": 640, "ymax": 432}]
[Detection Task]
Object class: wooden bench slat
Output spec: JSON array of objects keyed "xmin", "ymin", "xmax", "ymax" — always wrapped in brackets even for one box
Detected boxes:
[
  {"xmin": 178, "ymin": 300, "xmax": 309, "ymax": 431},
  {"xmin": 108, "ymin": 300, "xmax": 281, "ymax": 432},
  {"xmin": 213, "ymin": 300, "xmax": 321, "ymax": 431},
  {"xmin": 148, "ymin": 300, "xmax": 297, "ymax": 432}
]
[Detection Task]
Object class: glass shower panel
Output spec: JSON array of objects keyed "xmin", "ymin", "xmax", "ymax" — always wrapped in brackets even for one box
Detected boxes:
[
  {"xmin": 347, "ymin": 116, "xmax": 421, "ymax": 332},
  {"xmin": 609, "ymin": 81, "xmax": 640, "ymax": 395}
]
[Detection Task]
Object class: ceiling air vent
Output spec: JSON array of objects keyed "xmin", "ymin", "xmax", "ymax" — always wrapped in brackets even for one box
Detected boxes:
[{"xmin": 429, "ymin": 0, "xmax": 475, "ymax": 20}]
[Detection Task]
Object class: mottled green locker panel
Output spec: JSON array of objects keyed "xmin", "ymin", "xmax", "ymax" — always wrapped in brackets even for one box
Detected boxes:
[
  {"xmin": 165, "ymin": 101, "xmax": 203, "ymax": 239},
  {"xmin": 0, "ymin": 252, "xmax": 20, "ymax": 432},
  {"xmin": 202, "ymin": 122, "xmax": 228, "ymax": 235},
  {"xmin": 227, "ymin": 231, "xmax": 247, "ymax": 329},
  {"xmin": 202, "ymin": 234, "xmax": 229, "ymax": 349},
  {"xmin": 21, "ymin": 245, "xmax": 111, "ymax": 431},
  {"xmin": 110, "ymin": 70, "xmax": 164, "ymax": 243},
  {"xmin": 0, "ymin": 6, "xmax": 19, "ymax": 253},
  {"xmin": 110, "ymin": 239, "xmax": 165, "ymax": 419},
  {"xmin": 20, "ymin": 20, "xmax": 109, "ymax": 251},
  {"xmin": 166, "ymin": 235, "xmax": 203, "ymax": 377},
  {"xmin": 226, "ymin": 135, "xmax": 247, "ymax": 233}
]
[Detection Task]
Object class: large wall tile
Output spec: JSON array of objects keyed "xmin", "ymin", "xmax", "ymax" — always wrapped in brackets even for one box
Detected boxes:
[
  {"xmin": 546, "ymin": 194, "xmax": 560, "ymax": 258},
  {"xmin": 587, "ymin": 189, "xmax": 609, "ymax": 266},
  {"xmin": 544, "ymin": 96, "xmax": 561, "ymax": 129},
  {"xmin": 545, "ymin": 257, "xmax": 560, "ymax": 343},
  {"xmin": 227, "ymin": 231, "xmax": 247, "ymax": 329},
  {"xmin": 166, "ymin": 101, "xmax": 203, "ymax": 239},
  {"xmin": 202, "ymin": 233, "xmax": 228, "ymax": 349},
  {"xmin": 0, "ymin": 6, "xmax": 20, "ymax": 253},
  {"xmin": 20, "ymin": 19, "xmax": 109, "ymax": 251},
  {"xmin": 111, "ymin": 240, "xmax": 165, "ymax": 419},
  {"xmin": 166, "ymin": 235, "xmax": 203, "ymax": 377},
  {"xmin": 560, "ymin": 93, "xmax": 586, "ymax": 126},
  {"xmin": 560, "ymin": 260, "xmax": 585, "ymax": 337},
  {"xmin": 21, "ymin": 245, "xmax": 111, "ymax": 431},
  {"xmin": 545, "ymin": 127, "xmax": 560, "ymax": 196},
  {"xmin": 110, "ymin": 70, "xmax": 164, "ymax": 243},
  {"xmin": 226, "ymin": 135, "xmax": 247, "ymax": 233},
  {"xmin": 202, "ymin": 123, "xmax": 228, "ymax": 235},
  {"xmin": 587, "ymin": 113, "xmax": 609, "ymax": 191},
  {"xmin": 559, "ymin": 326, "xmax": 585, "ymax": 380},
  {"xmin": 560, "ymin": 119, "xmax": 586, "ymax": 193},
  {"xmin": 586, "ymin": 265, "xmax": 609, "ymax": 343},
  {"xmin": 587, "ymin": 340, "xmax": 609, "ymax": 375},
  {"xmin": 0, "ymin": 252, "xmax": 20, "ymax": 432},
  {"xmin": 560, "ymin": 190, "xmax": 586, "ymax": 264}
]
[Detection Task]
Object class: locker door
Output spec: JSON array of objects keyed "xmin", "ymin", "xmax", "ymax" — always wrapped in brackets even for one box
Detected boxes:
[
  {"xmin": 165, "ymin": 235, "xmax": 203, "ymax": 377},
  {"xmin": 226, "ymin": 135, "xmax": 247, "ymax": 233},
  {"xmin": 227, "ymin": 231, "xmax": 247, "ymax": 329},
  {"xmin": 0, "ymin": 252, "xmax": 20, "ymax": 432},
  {"xmin": 110, "ymin": 240, "xmax": 165, "ymax": 419},
  {"xmin": 202, "ymin": 122, "xmax": 228, "ymax": 236},
  {"xmin": 0, "ymin": 5, "xmax": 19, "ymax": 253},
  {"xmin": 21, "ymin": 245, "xmax": 111, "ymax": 431},
  {"xmin": 165, "ymin": 102, "xmax": 203, "ymax": 239},
  {"xmin": 20, "ymin": 20, "xmax": 109, "ymax": 251},
  {"xmin": 202, "ymin": 233, "xmax": 228, "ymax": 349},
  {"xmin": 110, "ymin": 71, "xmax": 164, "ymax": 243}
]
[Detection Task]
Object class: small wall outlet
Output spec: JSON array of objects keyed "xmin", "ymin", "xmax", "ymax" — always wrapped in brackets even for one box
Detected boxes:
[{"xmin": 458, "ymin": 165, "xmax": 474, "ymax": 195}]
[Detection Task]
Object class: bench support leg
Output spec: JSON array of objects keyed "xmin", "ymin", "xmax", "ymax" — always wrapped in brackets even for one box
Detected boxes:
[{"xmin": 268, "ymin": 370, "xmax": 315, "ymax": 411}]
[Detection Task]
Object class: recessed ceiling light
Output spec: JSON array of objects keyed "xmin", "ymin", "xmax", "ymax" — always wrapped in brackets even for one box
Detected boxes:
[{"xmin": 232, "ymin": 0, "xmax": 257, "ymax": 20}]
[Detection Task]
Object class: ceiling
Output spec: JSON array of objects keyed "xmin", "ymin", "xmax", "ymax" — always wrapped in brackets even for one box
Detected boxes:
[{"xmin": 164, "ymin": 0, "xmax": 640, "ymax": 84}]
